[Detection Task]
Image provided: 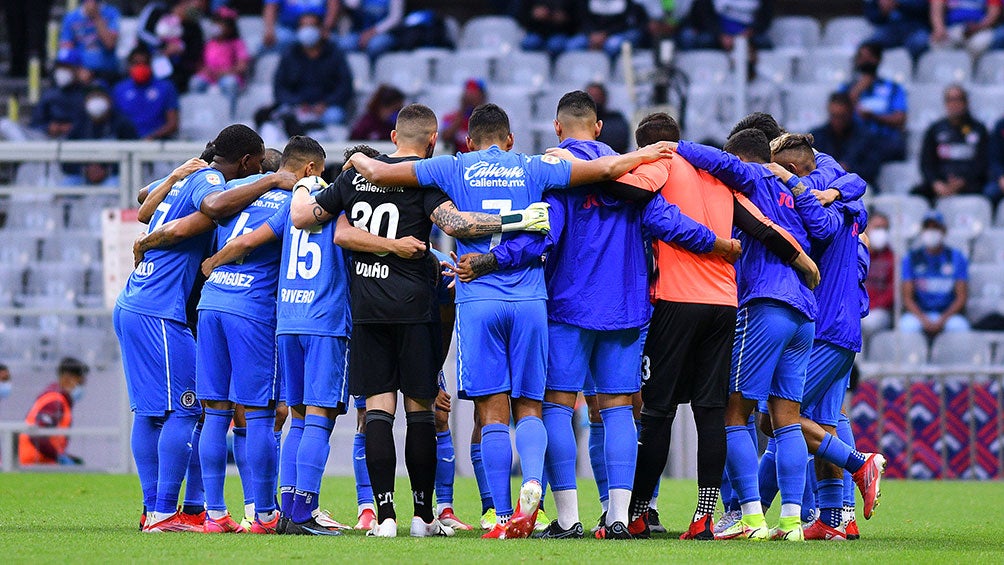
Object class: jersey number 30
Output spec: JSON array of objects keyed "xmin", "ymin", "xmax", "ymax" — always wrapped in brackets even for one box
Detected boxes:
[{"xmin": 350, "ymin": 202, "xmax": 400, "ymax": 256}]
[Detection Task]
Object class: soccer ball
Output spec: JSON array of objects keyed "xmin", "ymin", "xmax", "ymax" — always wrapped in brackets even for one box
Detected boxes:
[{"xmin": 294, "ymin": 175, "xmax": 327, "ymax": 192}]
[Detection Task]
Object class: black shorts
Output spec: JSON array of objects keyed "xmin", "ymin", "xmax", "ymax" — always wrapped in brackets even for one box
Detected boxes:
[
  {"xmin": 349, "ymin": 322, "xmax": 441, "ymax": 400},
  {"xmin": 641, "ymin": 300, "xmax": 737, "ymax": 413}
]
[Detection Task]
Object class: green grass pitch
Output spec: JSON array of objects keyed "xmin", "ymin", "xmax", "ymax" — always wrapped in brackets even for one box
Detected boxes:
[{"xmin": 1, "ymin": 474, "xmax": 1002, "ymax": 563}]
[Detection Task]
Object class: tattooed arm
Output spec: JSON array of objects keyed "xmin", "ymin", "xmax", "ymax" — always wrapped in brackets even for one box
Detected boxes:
[
  {"xmin": 455, "ymin": 252, "xmax": 500, "ymax": 283},
  {"xmin": 430, "ymin": 201, "xmax": 502, "ymax": 238},
  {"xmin": 290, "ymin": 182, "xmax": 336, "ymax": 229}
]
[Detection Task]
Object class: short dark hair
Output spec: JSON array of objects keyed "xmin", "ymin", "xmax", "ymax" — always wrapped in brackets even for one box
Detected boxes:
[
  {"xmin": 367, "ymin": 85, "xmax": 405, "ymax": 116},
  {"xmin": 343, "ymin": 144, "xmax": 382, "ymax": 160},
  {"xmin": 280, "ymin": 135, "xmax": 326, "ymax": 168},
  {"xmin": 209, "ymin": 124, "xmax": 264, "ymax": 163},
  {"xmin": 395, "ymin": 103, "xmax": 438, "ymax": 143},
  {"xmin": 262, "ymin": 148, "xmax": 283, "ymax": 172},
  {"xmin": 127, "ymin": 46, "xmax": 151, "ymax": 64},
  {"xmin": 635, "ymin": 112, "xmax": 680, "ymax": 145},
  {"xmin": 724, "ymin": 128, "xmax": 771, "ymax": 163},
  {"xmin": 58, "ymin": 357, "xmax": 89, "ymax": 379},
  {"xmin": 729, "ymin": 112, "xmax": 783, "ymax": 141},
  {"xmin": 199, "ymin": 141, "xmax": 216, "ymax": 162},
  {"xmin": 468, "ymin": 103, "xmax": 511, "ymax": 145},
  {"xmin": 828, "ymin": 91, "xmax": 853, "ymax": 108},
  {"xmin": 556, "ymin": 90, "xmax": 597, "ymax": 122},
  {"xmin": 858, "ymin": 41, "xmax": 884, "ymax": 61}
]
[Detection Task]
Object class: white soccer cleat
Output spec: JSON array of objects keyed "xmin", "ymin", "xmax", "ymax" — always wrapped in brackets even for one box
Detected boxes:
[
  {"xmin": 312, "ymin": 508, "xmax": 350, "ymax": 530},
  {"xmin": 366, "ymin": 518, "xmax": 398, "ymax": 537},
  {"xmin": 410, "ymin": 517, "xmax": 455, "ymax": 537}
]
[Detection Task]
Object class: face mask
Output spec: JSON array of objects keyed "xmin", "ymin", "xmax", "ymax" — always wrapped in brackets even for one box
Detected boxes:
[
  {"xmin": 70, "ymin": 385, "xmax": 85, "ymax": 403},
  {"xmin": 297, "ymin": 26, "xmax": 322, "ymax": 47},
  {"xmin": 53, "ymin": 67, "xmax": 74, "ymax": 88},
  {"xmin": 920, "ymin": 229, "xmax": 944, "ymax": 250},
  {"xmin": 130, "ymin": 63, "xmax": 153, "ymax": 84},
  {"xmin": 855, "ymin": 62, "xmax": 878, "ymax": 76},
  {"xmin": 0, "ymin": 382, "xmax": 11, "ymax": 400},
  {"xmin": 85, "ymin": 97, "xmax": 110, "ymax": 119},
  {"xmin": 869, "ymin": 228, "xmax": 889, "ymax": 251}
]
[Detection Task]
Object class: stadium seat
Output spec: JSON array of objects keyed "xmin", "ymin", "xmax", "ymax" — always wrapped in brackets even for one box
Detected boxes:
[
  {"xmin": 674, "ymin": 50, "xmax": 731, "ymax": 86},
  {"xmin": 937, "ymin": 195, "xmax": 992, "ymax": 240},
  {"xmin": 534, "ymin": 84, "xmax": 578, "ymax": 121},
  {"xmin": 55, "ymin": 327, "xmax": 119, "ymax": 367},
  {"xmin": 930, "ymin": 331, "xmax": 992, "ymax": 365},
  {"xmin": 966, "ymin": 85, "xmax": 1004, "ymax": 127},
  {"xmin": 869, "ymin": 194, "xmax": 930, "ymax": 248},
  {"xmin": 0, "ymin": 234, "xmax": 40, "ymax": 266},
  {"xmin": 416, "ymin": 86, "xmax": 462, "ymax": 122},
  {"xmin": 755, "ymin": 49, "xmax": 796, "ymax": 84},
  {"xmin": 821, "ymin": 16, "xmax": 875, "ymax": 49},
  {"xmin": 768, "ymin": 16, "xmax": 821, "ymax": 50},
  {"xmin": 553, "ymin": 51, "xmax": 612, "ymax": 86},
  {"xmin": 346, "ymin": 52, "xmax": 371, "ymax": 87},
  {"xmin": 39, "ymin": 233, "xmax": 101, "ymax": 266},
  {"xmin": 906, "ymin": 84, "xmax": 946, "ymax": 133},
  {"xmin": 66, "ymin": 197, "xmax": 116, "ymax": 231},
  {"xmin": 459, "ymin": 16, "xmax": 525, "ymax": 51},
  {"xmin": 179, "ymin": 93, "xmax": 233, "ymax": 141},
  {"xmin": 781, "ymin": 83, "xmax": 832, "ymax": 133},
  {"xmin": 797, "ymin": 47, "xmax": 854, "ymax": 84},
  {"xmin": 966, "ymin": 264, "xmax": 1004, "ymax": 321},
  {"xmin": 234, "ymin": 84, "xmax": 274, "ymax": 123},
  {"xmin": 22, "ymin": 264, "xmax": 87, "ymax": 300},
  {"xmin": 374, "ymin": 52, "xmax": 432, "ymax": 94},
  {"xmin": 0, "ymin": 265, "xmax": 25, "ymax": 301},
  {"xmin": 494, "ymin": 51, "xmax": 551, "ymax": 87},
  {"xmin": 944, "ymin": 230, "xmax": 971, "ymax": 258},
  {"xmin": 915, "ymin": 49, "xmax": 972, "ymax": 84},
  {"xmin": 0, "ymin": 327, "xmax": 49, "ymax": 364},
  {"xmin": 970, "ymin": 228, "xmax": 1004, "ymax": 264},
  {"xmin": 975, "ymin": 51, "xmax": 1004, "ymax": 84},
  {"xmin": 489, "ymin": 85, "xmax": 535, "ymax": 127},
  {"xmin": 237, "ymin": 16, "xmax": 265, "ymax": 55},
  {"xmin": 866, "ymin": 330, "xmax": 929, "ymax": 365},
  {"xmin": 2, "ymin": 202, "xmax": 62, "ymax": 233},
  {"xmin": 433, "ymin": 52, "xmax": 493, "ymax": 85},
  {"xmin": 116, "ymin": 17, "xmax": 138, "ymax": 61},
  {"xmin": 253, "ymin": 53, "xmax": 282, "ymax": 85},
  {"xmin": 612, "ymin": 50, "xmax": 656, "ymax": 84},
  {"xmin": 876, "ymin": 160, "xmax": 922, "ymax": 195},
  {"xmin": 877, "ymin": 48, "xmax": 914, "ymax": 84}
]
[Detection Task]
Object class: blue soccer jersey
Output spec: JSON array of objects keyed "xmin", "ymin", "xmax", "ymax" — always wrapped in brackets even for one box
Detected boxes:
[
  {"xmin": 265, "ymin": 199, "xmax": 352, "ymax": 337},
  {"xmin": 197, "ymin": 174, "xmax": 290, "ymax": 325},
  {"xmin": 413, "ymin": 146, "xmax": 572, "ymax": 304},
  {"xmin": 116, "ymin": 167, "xmax": 224, "ymax": 323}
]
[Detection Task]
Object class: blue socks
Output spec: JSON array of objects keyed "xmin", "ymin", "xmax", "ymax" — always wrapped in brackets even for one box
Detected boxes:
[
  {"xmin": 435, "ymin": 430, "xmax": 455, "ymax": 507},
  {"xmin": 246, "ymin": 410, "xmax": 279, "ymax": 516},
  {"xmin": 720, "ymin": 469, "xmax": 739, "ymax": 512},
  {"xmin": 543, "ymin": 402, "xmax": 577, "ymax": 492},
  {"xmin": 279, "ymin": 418, "xmax": 304, "ymax": 515},
  {"xmin": 353, "ymin": 432, "xmax": 373, "ymax": 507},
  {"xmin": 816, "ymin": 433, "xmax": 867, "ymax": 473},
  {"xmin": 182, "ymin": 419, "xmax": 205, "ymax": 513},
  {"xmin": 725, "ymin": 425, "xmax": 761, "ymax": 506},
  {"xmin": 291, "ymin": 414, "xmax": 334, "ymax": 523},
  {"xmin": 588, "ymin": 421, "xmax": 609, "ymax": 505},
  {"xmin": 232, "ymin": 426, "xmax": 253, "ymax": 506},
  {"xmin": 600, "ymin": 406, "xmax": 636, "ymax": 492},
  {"xmin": 470, "ymin": 442, "xmax": 493, "ymax": 514},
  {"xmin": 131, "ymin": 415, "xmax": 163, "ymax": 512},
  {"xmin": 802, "ymin": 456, "xmax": 817, "ymax": 522},
  {"xmin": 774, "ymin": 423, "xmax": 809, "ymax": 508},
  {"xmin": 200, "ymin": 408, "xmax": 233, "ymax": 512},
  {"xmin": 817, "ymin": 477, "xmax": 843, "ymax": 527},
  {"xmin": 757, "ymin": 437, "xmax": 779, "ymax": 509},
  {"xmin": 514, "ymin": 416, "xmax": 547, "ymax": 487},
  {"xmin": 837, "ymin": 414, "xmax": 857, "ymax": 508},
  {"xmin": 481, "ymin": 423, "xmax": 514, "ymax": 517},
  {"xmin": 154, "ymin": 413, "xmax": 199, "ymax": 514}
]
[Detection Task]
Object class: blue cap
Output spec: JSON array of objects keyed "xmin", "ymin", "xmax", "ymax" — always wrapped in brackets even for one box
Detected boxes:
[
  {"xmin": 922, "ymin": 210, "xmax": 945, "ymax": 227},
  {"xmin": 55, "ymin": 50, "xmax": 83, "ymax": 67}
]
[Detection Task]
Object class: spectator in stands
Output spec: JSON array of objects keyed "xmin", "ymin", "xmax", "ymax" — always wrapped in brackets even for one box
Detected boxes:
[
  {"xmin": 840, "ymin": 42, "xmax": 908, "ymax": 163},
  {"xmin": 18, "ymin": 358, "xmax": 88, "ymax": 466},
  {"xmin": 928, "ymin": 0, "xmax": 1001, "ymax": 57},
  {"xmin": 441, "ymin": 78, "xmax": 487, "ymax": 153},
  {"xmin": 273, "ymin": 14, "xmax": 354, "ymax": 132},
  {"xmin": 984, "ymin": 116, "xmax": 1004, "ymax": 206},
  {"xmin": 566, "ymin": 0, "xmax": 649, "ymax": 58},
  {"xmin": 587, "ymin": 82, "xmax": 630, "ymax": 154},
  {"xmin": 58, "ymin": 0, "xmax": 122, "ymax": 82},
  {"xmin": 190, "ymin": 7, "xmax": 250, "ymax": 106},
  {"xmin": 520, "ymin": 0, "xmax": 575, "ymax": 56},
  {"xmin": 864, "ymin": 0, "xmax": 930, "ymax": 59},
  {"xmin": 810, "ymin": 92, "xmax": 883, "ymax": 186},
  {"xmin": 863, "ymin": 211, "xmax": 896, "ymax": 337},
  {"xmin": 678, "ymin": 0, "xmax": 773, "ymax": 51},
  {"xmin": 0, "ymin": 364, "xmax": 11, "ymax": 403},
  {"xmin": 263, "ymin": 0, "xmax": 339, "ymax": 51},
  {"xmin": 337, "ymin": 0, "xmax": 404, "ymax": 59},
  {"xmin": 64, "ymin": 88, "xmax": 138, "ymax": 186},
  {"xmin": 640, "ymin": 0, "xmax": 696, "ymax": 44},
  {"xmin": 900, "ymin": 211, "xmax": 970, "ymax": 335},
  {"xmin": 350, "ymin": 85, "xmax": 406, "ymax": 141},
  {"xmin": 30, "ymin": 53, "xmax": 88, "ymax": 140},
  {"xmin": 1, "ymin": 0, "xmax": 52, "ymax": 78},
  {"xmin": 136, "ymin": 0, "xmax": 208, "ymax": 94},
  {"xmin": 113, "ymin": 48, "xmax": 180, "ymax": 140},
  {"xmin": 915, "ymin": 85, "xmax": 989, "ymax": 203}
]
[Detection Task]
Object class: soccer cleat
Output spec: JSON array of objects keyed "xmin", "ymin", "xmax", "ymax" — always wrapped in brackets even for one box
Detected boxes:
[
  {"xmin": 770, "ymin": 522, "xmax": 805, "ymax": 541},
  {"xmin": 647, "ymin": 508, "xmax": 667, "ymax": 534},
  {"xmin": 277, "ymin": 516, "xmax": 289, "ymax": 534},
  {"xmin": 249, "ymin": 514, "xmax": 280, "ymax": 534},
  {"xmin": 504, "ymin": 480, "xmax": 542, "ymax": 539},
  {"xmin": 410, "ymin": 517, "xmax": 455, "ymax": 537},
  {"xmin": 714, "ymin": 509, "xmax": 742, "ymax": 535},
  {"xmin": 595, "ymin": 521, "xmax": 632, "ymax": 540},
  {"xmin": 852, "ymin": 453, "xmax": 887, "ymax": 520},
  {"xmin": 803, "ymin": 519, "xmax": 847, "ymax": 541},
  {"xmin": 679, "ymin": 513, "xmax": 715, "ymax": 540},
  {"xmin": 366, "ymin": 518, "xmax": 398, "ymax": 537},
  {"xmin": 437, "ymin": 508, "xmax": 473, "ymax": 531},
  {"xmin": 284, "ymin": 516, "xmax": 343, "ymax": 536},
  {"xmin": 480, "ymin": 508, "xmax": 497, "ymax": 530},
  {"xmin": 845, "ymin": 519, "xmax": 860, "ymax": 540},
  {"xmin": 534, "ymin": 509, "xmax": 550, "ymax": 532},
  {"xmin": 532, "ymin": 520, "xmax": 584, "ymax": 539},
  {"xmin": 482, "ymin": 522, "xmax": 506, "ymax": 539},
  {"xmin": 313, "ymin": 509, "xmax": 350, "ymax": 530},
  {"xmin": 627, "ymin": 513, "xmax": 651, "ymax": 539},
  {"xmin": 591, "ymin": 512, "xmax": 607, "ymax": 534},
  {"xmin": 203, "ymin": 512, "xmax": 246, "ymax": 533},
  {"xmin": 355, "ymin": 507, "xmax": 376, "ymax": 530},
  {"xmin": 144, "ymin": 511, "xmax": 204, "ymax": 533},
  {"xmin": 139, "ymin": 512, "xmax": 146, "ymax": 532},
  {"xmin": 240, "ymin": 514, "xmax": 254, "ymax": 532},
  {"xmin": 179, "ymin": 511, "xmax": 206, "ymax": 530},
  {"xmin": 715, "ymin": 515, "xmax": 769, "ymax": 541}
]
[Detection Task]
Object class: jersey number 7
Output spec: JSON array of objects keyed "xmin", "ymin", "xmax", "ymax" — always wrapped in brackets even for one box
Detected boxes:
[{"xmin": 482, "ymin": 199, "xmax": 512, "ymax": 249}]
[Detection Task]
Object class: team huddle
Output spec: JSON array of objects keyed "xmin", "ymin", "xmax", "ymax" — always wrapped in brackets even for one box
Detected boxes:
[{"xmin": 114, "ymin": 90, "xmax": 887, "ymax": 541}]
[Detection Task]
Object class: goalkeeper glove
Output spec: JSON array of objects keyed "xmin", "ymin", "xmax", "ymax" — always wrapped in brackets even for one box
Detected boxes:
[
  {"xmin": 501, "ymin": 202, "xmax": 550, "ymax": 233},
  {"xmin": 293, "ymin": 175, "xmax": 328, "ymax": 193}
]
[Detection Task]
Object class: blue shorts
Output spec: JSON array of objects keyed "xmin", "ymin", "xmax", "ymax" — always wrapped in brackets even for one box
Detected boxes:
[
  {"xmin": 801, "ymin": 341, "xmax": 856, "ymax": 426},
  {"xmin": 548, "ymin": 322, "xmax": 642, "ymax": 395},
  {"xmin": 730, "ymin": 300, "xmax": 815, "ymax": 403},
  {"xmin": 113, "ymin": 306, "xmax": 200, "ymax": 417},
  {"xmin": 279, "ymin": 334, "xmax": 350, "ymax": 411},
  {"xmin": 456, "ymin": 299, "xmax": 547, "ymax": 401},
  {"xmin": 196, "ymin": 310, "xmax": 279, "ymax": 407}
]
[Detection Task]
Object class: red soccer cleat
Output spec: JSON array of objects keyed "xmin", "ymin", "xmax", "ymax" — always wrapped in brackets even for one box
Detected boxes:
[
  {"xmin": 249, "ymin": 514, "xmax": 280, "ymax": 534},
  {"xmin": 203, "ymin": 512, "xmax": 246, "ymax": 533},
  {"xmin": 354, "ymin": 508, "xmax": 376, "ymax": 530},
  {"xmin": 851, "ymin": 453, "xmax": 887, "ymax": 519},
  {"xmin": 179, "ymin": 511, "xmax": 206, "ymax": 529},
  {"xmin": 139, "ymin": 512, "xmax": 146, "ymax": 531},
  {"xmin": 845, "ymin": 519, "xmax": 860, "ymax": 540},
  {"xmin": 627, "ymin": 512, "xmax": 650, "ymax": 538},
  {"xmin": 144, "ymin": 511, "xmax": 204, "ymax": 533},
  {"xmin": 504, "ymin": 481, "xmax": 542, "ymax": 539},
  {"xmin": 438, "ymin": 508, "xmax": 473, "ymax": 531},
  {"xmin": 803, "ymin": 519, "xmax": 847, "ymax": 541},
  {"xmin": 679, "ymin": 513, "xmax": 715, "ymax": 540},
  {"xmin": 482, "ymin": 523, "xmax": 506, "ymax": 539}
]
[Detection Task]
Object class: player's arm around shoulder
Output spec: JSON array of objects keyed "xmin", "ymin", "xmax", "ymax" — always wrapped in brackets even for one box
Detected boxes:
[
  {"xmin": 133, "ymin": 211, "xmax": 216, "ymax": 266},
  {"xmin": 201, "ymin": 222, "xmax": 279, "ymax": 276},
  {"xmin": 333, "ymin": 214, "xmax": 427, "ymax": 259},
  {"xmin": 201, "ymin": 170, "xmax": 298, "ymax": 220},
  {"xmin": 563, "ymin": 142, "xmax": 674, "ymax": 187},
  {"xmin": 137, "ymin": 158, "xmax": 208, "ymax": 223},
  {"xmin": 291, "ymin": 176, "xmax": 335, "ymax": 229},
  {"xmin": 346, "ymin": 151, "xmax": 421, "ymax": 187}
]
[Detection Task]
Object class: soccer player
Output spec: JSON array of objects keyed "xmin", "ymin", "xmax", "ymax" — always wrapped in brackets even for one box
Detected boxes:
[
  {"xmin": 291, "ymin": 104, "xmax": 551, "ymax": 538},
  {"xmin": 119, "ymin": 124, "xmax": 279, "ymax": 533},
  {"xmin": 452, "ymin": 93, "xmax": 741, "ymax": 540},
  {"xmin": 338, "ymin": 102, "xmax": 674, "ymax": 539}
]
